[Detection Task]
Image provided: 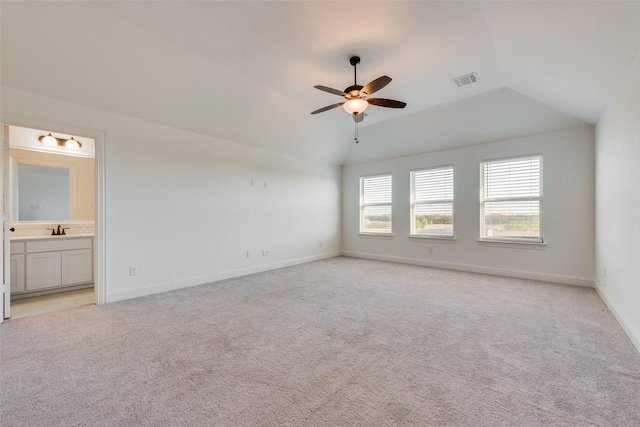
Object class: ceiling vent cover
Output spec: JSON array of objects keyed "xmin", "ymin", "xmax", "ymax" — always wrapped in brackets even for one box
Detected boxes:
[{"xmin": 453, "ymin": 72, "xmax": 478, "ymax": 88}]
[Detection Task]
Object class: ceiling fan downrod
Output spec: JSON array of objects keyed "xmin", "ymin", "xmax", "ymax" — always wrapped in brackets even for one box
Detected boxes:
[{"xmin": 350, "ymin": 56, "xmax": 360, "ymax": 85}]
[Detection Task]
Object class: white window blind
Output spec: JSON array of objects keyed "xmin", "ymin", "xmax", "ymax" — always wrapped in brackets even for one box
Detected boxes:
[
  {"xmin": 480, "ymin": 155, "xmax": 542, "ymax": 242},
  {"xmin": 410, "ymin": 166, "xmax": 454, "ymax": 237},
  {"xmin": 360, "ymin": 174, "xmax": 392, "ymax": 234}
]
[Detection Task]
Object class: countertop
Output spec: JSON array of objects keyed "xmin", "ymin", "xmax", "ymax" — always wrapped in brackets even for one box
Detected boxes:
[{"xmin": 10, "ymin": 234, "xmax": 95, "ymax": 242}]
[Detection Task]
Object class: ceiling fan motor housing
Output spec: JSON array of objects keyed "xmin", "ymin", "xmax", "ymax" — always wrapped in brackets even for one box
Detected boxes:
[{"xmin": 344, "ymin": 85, "xmax": 363, "ymax": 98}]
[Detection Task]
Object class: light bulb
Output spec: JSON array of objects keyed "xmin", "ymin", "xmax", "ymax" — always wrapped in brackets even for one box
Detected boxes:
[
  {"xmin": 40, "ymin": 133, "xmax": 58, "ymax": 147},
  {"xmin": 343, "ymin": 98, "xmax": 369, "ymax": 115},
  {"xmin": 65, "ymin": 137, "xmax": 81, "ymax": 150}
]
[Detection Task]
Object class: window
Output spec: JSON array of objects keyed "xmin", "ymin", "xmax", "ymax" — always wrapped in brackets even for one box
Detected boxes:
[
  {"xmin": 360, "ymin": 174, "xmax": 392, "ymax": 234},
  {"xmin": 480, "ymin": 154, "xmax": 543, "ymax": 242},
  {"xmin": 410, "ymin": 165, "xmax": 454, "ymax": 238}
]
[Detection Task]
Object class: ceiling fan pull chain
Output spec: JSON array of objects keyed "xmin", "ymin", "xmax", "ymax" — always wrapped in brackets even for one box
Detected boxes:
[{"xmin": 354, "ymin": 121, "xmax": 359, "ymax": 143}]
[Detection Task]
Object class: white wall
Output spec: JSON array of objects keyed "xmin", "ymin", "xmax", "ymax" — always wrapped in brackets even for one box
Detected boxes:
[
  {"xmin": 595, "ymin": 51, "xmax": 640, "ymax": 352},
  {"xmin": 1, "ymin": 87, "xmax": 342, "ymax": 302},
  {"xmin": 343, "ymin": 126, "xmax": 595, "ymax": 286}
]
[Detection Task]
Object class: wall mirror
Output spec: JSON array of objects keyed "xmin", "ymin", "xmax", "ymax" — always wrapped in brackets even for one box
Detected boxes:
[
  {"xmin": 14, "ymin": 163, "xmax": 71, "ymax": 221},
  {"xmin": 7, "ymin": 125, "xmax": 95, "ymax": 223},
  {"xmin": 9, "ymin": 148, "xmax": 95, "ymax": 222}
]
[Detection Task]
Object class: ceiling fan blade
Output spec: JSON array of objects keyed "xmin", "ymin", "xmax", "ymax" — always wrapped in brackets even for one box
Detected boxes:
[
  {"xmin": 314, "ymin": 85, "xmax": 347, "ymax": 97},
  {"xmin": 367, "ymin": 98, "xmax": 407, "ymax": 108},
  {"xmin": 352, "ymin": 112, "xmax": 364, "ymax": 123},
  {"xmin": 359, "ymin": 76, "xmax": 392, "ymax": 96},
  {"xmin": 311, "ymin": 102, "xmax": 345, "ymax": 115}
]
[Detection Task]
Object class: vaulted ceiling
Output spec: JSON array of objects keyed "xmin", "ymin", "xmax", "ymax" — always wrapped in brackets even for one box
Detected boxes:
[{"xmin": 2, "ymin": 1, "xmax": 639, "ymax": 165}]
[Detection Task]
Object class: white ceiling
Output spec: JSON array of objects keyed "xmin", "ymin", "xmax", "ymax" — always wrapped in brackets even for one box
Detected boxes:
[{"xmin": 2, "ymin": 1, "xmax": 639, "ymax": 165}]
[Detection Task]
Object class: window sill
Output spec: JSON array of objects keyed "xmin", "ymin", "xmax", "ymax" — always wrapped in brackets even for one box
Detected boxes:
[
  {"xmin": 478, "ymin": 239, "xmax": 546, "ymax": 250},
  {"xmin": 409, "ymin": 235, "xmax": 456, "ymax": 243},
  {"xmin": 359, "ymin": 232, "xmax": 394, "ymax": 239}
]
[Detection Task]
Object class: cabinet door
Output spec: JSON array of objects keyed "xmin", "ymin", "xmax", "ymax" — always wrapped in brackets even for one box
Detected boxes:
[
  {"xmin": 26, "ymin": 252, "xmax": 62, "ymax": 290},
  {"xmin": 10, "ymin": 254, "xmax": 25, "ymax": 293},
  {"xmin": 61, "ymin": 249, "xmax": 93, "ymax": 286}
]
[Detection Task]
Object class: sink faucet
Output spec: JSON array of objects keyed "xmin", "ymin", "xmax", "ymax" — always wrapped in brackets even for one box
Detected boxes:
[{"xmin": 47, "ymin": 225, "xmax": 66, "ymax": 236}]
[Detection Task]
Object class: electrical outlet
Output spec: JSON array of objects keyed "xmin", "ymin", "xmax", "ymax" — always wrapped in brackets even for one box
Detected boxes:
[
  {"xmin": 604, "ymin": 267, "xmax": 607, "ymax": 278},
  {"xmin": 319, "ymin": 241, "xmax": 323, "ymax": 248},
  {"xmin": 263, "ymin": 249, "xmax": 269, "ymax": 256},
  {"xmin": 246, "ymin": 251, "xmax": 251, "ymax": 258},
  {"xmin": 264, "ymin": 180, "xmax": 269, "ymax": 188},
  {"xmin": 428, "ymin": 246, "xmax": 434, "ymax": 254},
  {"xmin": 129, "ymin": 266, "xmax": 139, "ymax": 276}
]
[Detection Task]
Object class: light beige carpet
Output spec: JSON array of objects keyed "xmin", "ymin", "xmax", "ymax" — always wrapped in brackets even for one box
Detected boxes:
[{"xmin": 1, "ymin": 257, "xmax": 639, "ymax": 426}]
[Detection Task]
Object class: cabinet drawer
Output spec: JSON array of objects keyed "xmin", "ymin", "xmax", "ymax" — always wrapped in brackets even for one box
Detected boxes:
[
  {"xmin": 27, "ymin": 238, "xmax": 92, "ymax": 253},
  {"xmin": 10, "ymin": 241, "xmax": 25, "ymax": 254}
]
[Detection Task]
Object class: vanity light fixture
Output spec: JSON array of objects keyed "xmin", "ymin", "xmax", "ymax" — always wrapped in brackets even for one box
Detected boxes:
[
  {"xmin": 39, "ymin": 133, "xmax": 82, "ymax": 150},
  {"xmin": 65, "ymin": 137, "xmax": 81, "ymax": 150},
  {"xmin": 40, "ymin": 133, "xmax": 58, "ymax": 147}
]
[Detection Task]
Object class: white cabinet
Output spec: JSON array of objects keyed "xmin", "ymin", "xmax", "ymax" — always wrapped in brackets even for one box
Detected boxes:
[
  {"xmin": 26, "ymin": 252, "xmax": 62, "ymax": 290},
  {"xmin": 11, "ymin": 236, "xmax": 93, "ymax": 295},
  {"xmin": 10, "ymin": 242, "xmax": 25, "ymax": 292},
  {"xmin": 62, "ymin": 249, "xmax": 93, "ymax": 285},
  {"xmin": 10, "ymin": 254, "xmax": 25, "ymax": 292}
]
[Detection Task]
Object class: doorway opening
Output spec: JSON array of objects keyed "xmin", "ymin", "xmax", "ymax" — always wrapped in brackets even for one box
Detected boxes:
[{"xmin": 2, "ymin": 121, "xmax": 104, "ymax": 320}]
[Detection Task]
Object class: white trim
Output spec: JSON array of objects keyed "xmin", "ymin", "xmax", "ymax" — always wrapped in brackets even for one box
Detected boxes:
[
  {"xmin": 106, "ymin": 251, "xmax": 341, "ymax": 303},
  {"xmin": 594, "ymin": 281, "xmax": 640, "ymax": 354},
  {"xmin": 409, "ymin": 236, "xmax": 456, "ymax": 243},
  {"xmin": 358, "ymin": 232, "xmax": 394, "ymax": 238},
  {"xmin": 342, "ymin": 251, "xmax": 594, "ymax": 287},
  {"xmin": 94, "ymin": 131, "xmax": 106, "ymax": 305},
  {"xmin": 1, "ymin": 114, "xmax": 106, "ymax": 306},
  {"xmin": 478, "ymin": 240, "xmax": 547, "ymax": 250}
]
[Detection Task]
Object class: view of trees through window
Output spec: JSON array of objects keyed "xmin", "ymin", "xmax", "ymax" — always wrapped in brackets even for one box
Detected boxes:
[
  {"xmin": 481, "ymin": 155, "xmax": 542, "ymax": 242},
  {"xmin": 411, "ymin": 166, "xmax": 454, "ymax": 237},
  {"xmin": 362, "ymin": 212, "xmax": 392, "ymax": 233},
  {"xmin": 360, "ymin": 174, "xmax": 392, "ymax": 234},
  {"xmin": 360, "ymin": 155, "xmax": 541, "ymax": 242}
]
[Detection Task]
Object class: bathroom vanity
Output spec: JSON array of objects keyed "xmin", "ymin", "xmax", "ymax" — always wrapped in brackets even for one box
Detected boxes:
[{"xmin": 10, "ymin": 235, "xmax": 94, "ymax": 298}]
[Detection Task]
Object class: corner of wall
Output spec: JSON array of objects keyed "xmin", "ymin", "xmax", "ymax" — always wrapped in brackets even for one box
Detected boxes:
[{"xmin": 594, "ymin": 281, "xmax": 640, "ymax": 354}]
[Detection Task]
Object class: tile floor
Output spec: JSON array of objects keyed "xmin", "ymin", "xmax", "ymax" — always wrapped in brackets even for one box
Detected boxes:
[{"xmin": 10, "ymin": 287, "xmax": 95, "ymax": 319}]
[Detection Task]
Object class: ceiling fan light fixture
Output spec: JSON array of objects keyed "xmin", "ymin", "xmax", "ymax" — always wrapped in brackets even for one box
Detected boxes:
[{"xmin": 343, "ymin": 98, "xmax": 369, "ymax": 115}]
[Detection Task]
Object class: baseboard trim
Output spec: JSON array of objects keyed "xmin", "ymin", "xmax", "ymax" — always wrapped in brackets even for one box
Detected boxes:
[
  {"xmin": 106, "ymin": 251, "xmax": 341, "ymax": 303},
  {"xmin": 341, "ymin": 251, "xmax": 594, "ymax": 287},
  {"xmin": 594, "ymin": 281, "xmax": 640, "ymax": 354}
]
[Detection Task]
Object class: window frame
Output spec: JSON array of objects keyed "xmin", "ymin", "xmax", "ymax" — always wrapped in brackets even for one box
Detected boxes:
[
  {"xmin": 359, "ymin": 173, "xmax": 393, "ymax": 235},
  {"xmin": 410, "ymin": 165, "xmax": 454, "ymax": 239},
  {"xmin": 479, "ymin": 154, "xmax": 543, "ymax": 244}
]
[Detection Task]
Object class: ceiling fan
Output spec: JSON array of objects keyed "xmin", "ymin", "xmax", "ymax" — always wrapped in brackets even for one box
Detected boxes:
[{"xmin": 311, "ymin": 56, "xmax": 407, "ymax": 123}]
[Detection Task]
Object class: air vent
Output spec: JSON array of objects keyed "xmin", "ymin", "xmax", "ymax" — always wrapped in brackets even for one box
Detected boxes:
[{"xmin": 453, "ymin": 72, "xmax": 478, "ymax": 88}]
